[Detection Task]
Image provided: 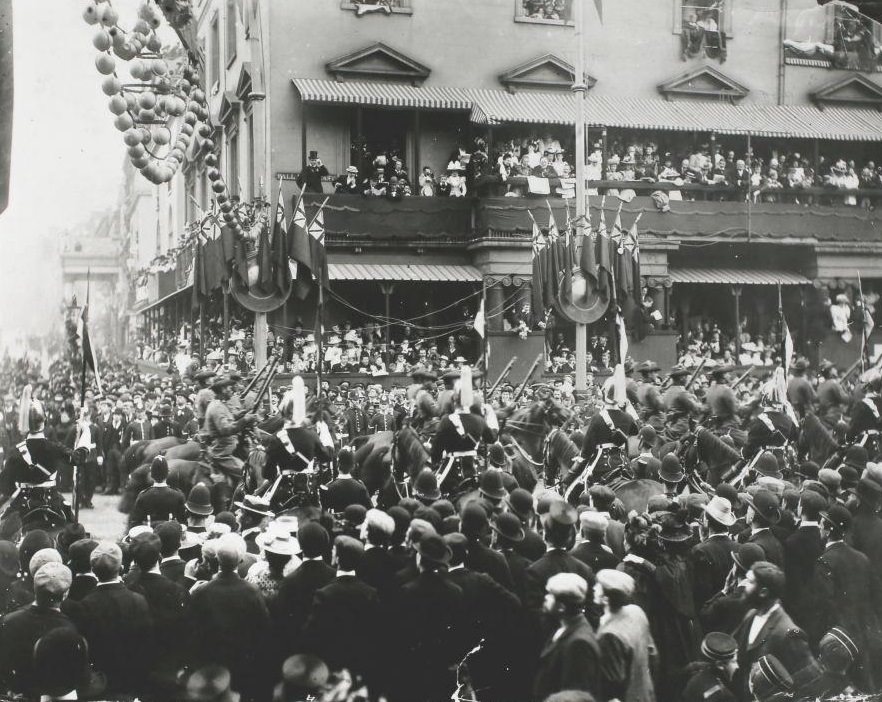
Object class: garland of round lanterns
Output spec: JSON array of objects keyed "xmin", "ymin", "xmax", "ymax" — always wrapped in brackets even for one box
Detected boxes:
[{"xmin": 84, "ymin": 0, "xmax": 248, "ymax": 239}]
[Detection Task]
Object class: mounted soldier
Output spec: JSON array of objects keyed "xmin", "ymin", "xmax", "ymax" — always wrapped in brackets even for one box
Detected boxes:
[
  {"xmin": 816, "ymin": 360, "xmax": 850, "ymax": 430},
  {"xmin": 203, "ymin": 375, "xmax": 258, "ymax": 485},
  {"xmin": 846, "ymin": 368, "xmax": 882, "ymax": 454},
  {"xmin": 406, "ymin": 366, "xmax": 439, "ymax": 436},
  {"xmin": 661, "ymin": 365, "xmax": 702, "ymax": 442},
  {"xmin": 743, "ymin": 368, "xmax": 799, "ymax": 472},
  {"xmin": 431, "ymin": 366, "xmax": 494, "ymax": 494},
  {"xmin": 705, "ymin": 365, "xmax": 742, "ymax": 444}
]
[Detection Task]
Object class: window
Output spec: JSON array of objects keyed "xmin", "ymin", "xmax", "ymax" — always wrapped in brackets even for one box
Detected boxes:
[
  {"xmin": 340, "ymin": 0, "xmax": 412, "ymax": 16},
  {"xmin": 827, "ymin": 4, "xmax": 882, "ymax": 72},
  {"xmin": 514, "ymin": 0, "xmax": 574, "ymax": 26},
  {"xmin": 209, "ymin": 13, "xmax": 220, "ymax": 92},
  {"xmin": 228, "ymin": 129, "xmax": 240, "ymax": 199},
  {"xmin": 225, "ymin": 0, "xmax": 237, "ymax": 66},
  {"xmin": 676, "ymin": 0, "xmax": 730, "ymax": 62}
]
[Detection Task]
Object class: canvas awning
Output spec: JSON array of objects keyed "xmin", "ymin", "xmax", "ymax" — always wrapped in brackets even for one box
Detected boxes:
[
  {"xmin": 328, "ymin": 263, "xmax": 482, "ymax": 282},
  {"xmin": 293, "ymin": 78, "xmax": 472, "ymax": 111},
  {"xmin": 669, "ymin": 268, "xmax": 811, "ymax": 285}
]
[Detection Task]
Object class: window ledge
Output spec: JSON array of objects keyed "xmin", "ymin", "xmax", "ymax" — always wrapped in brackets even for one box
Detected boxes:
[
  {"xmin": 339, "ymin": 2, "xmax": 413, "ymax": 15},
  {"xmin": 514, "ymin": 15, "xmax": 574, "ymax": 27},
  {"xmin": 784, "ymin": 54, "xmax": 882, "ymax": 73}
]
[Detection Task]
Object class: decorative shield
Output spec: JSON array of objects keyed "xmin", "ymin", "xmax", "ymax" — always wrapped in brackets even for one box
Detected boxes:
[
  {"xmin": 230, "ymin": 251, "xmax": 292, "ymax": 313},
  {"xmin": 556, "ymin": 269, "xmax": 609, "ymax": 324}
]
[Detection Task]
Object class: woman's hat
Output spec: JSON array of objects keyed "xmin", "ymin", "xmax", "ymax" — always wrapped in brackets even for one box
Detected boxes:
[{"xmin": 703, "ymin": 496, "xmax": 736, "ymax": 527}]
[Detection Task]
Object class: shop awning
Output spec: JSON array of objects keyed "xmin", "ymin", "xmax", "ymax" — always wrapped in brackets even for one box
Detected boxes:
[
  {"xmin": 293, "ymin": 78, "xmax": 472, "ymax": 111},
  {"xmin": 669, "ymin": 268, "xmax": 811, "ymax": 285},
  {"xmin": 328, "ymin": 263, "xmax": 482, "ymax": 282},
  {"xmin": 140, "ymin": 285, "xmax": 192, "ymax": 313}
]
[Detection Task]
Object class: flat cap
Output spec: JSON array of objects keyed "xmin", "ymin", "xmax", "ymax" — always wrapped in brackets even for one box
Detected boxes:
[
  {"xmin": 546, "ymin": 572, "xmax": 588, "ymax": 603},
  {"xmin": 596, "ymin": 568, "xmax": 635, "ymax": 597},
  {"xmin": 579, "ymin": 510, "xmax": 608, "ymax": 533},
  {"xmin": 89, "ymin": 541, "xmax": 122, "ymax": 569},
  {"xmin": 28, "ymin": 548, "xmax": 61, "ymax": 578},
  {"xmin": 33, "ymin": 562, "xmax": 73, "ymax": 596}
]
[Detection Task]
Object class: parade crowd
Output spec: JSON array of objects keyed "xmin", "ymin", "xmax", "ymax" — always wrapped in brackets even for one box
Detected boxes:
[{"xmin": 0, "ymin": 344, "xmax": 880, "ymax": 702}]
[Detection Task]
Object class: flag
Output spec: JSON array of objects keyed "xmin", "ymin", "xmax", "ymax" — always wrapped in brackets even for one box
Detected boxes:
[
  {"xmin": 630, "ymin": 212, "xmax": 642, "ymax": 296},
  {"xmin": 782, "ymin": 314, "xmax": 794, "ymax": 374},
  {"xmin": 530, "ymin": 213, "xmax": 546, "ymax": 318},
  {"xmin": 579, "ymin": 200, "xmax": 598, "ymax": 301},
  {"xmin": 474, "ymin": 298, "xmax": 485, "ymax": 339},
  {"xmin": 594, "ymin": 0, "xmax": 603, "ymax": 22},
  {"xmin": 271, "ymin": 180, "xmax": 291, "ymax": 295},
  {"xmin": 288, "ymin": 190, "xmax": 314, "ymax": 300},
  {"xmin": 596, "ymin": 203, "xmax": 616, "ymax": 302},
  {"xmin": 80, "ymin": 304, "xmax": 103, "ymax": 395},
  {"xmin": 307, "ymin": 203, "xmax": 330, "ymax": 290},
  {"xmin": 257, "ymin": 218, "xmax": 273, "ymax": 293}
]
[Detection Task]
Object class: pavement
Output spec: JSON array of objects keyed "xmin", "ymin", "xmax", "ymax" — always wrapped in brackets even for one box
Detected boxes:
[{"xmin": 76, "ymin": 492, "xmax": 128, "ymax": 541}]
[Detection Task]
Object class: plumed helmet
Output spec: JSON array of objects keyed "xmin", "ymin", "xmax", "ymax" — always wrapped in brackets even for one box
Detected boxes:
[
  {"xmin": 28, "ymin": 398, "xmax": 45, "ymax": 433},
  {"xmin": 761, "ymin": 368, "xmax": 787, "ymax": 407},
  {"xmin": 456, "ymin": 365, "xmax": 474, "ymax": 411},
  {"xmin": 280, "ymin": 376, "xmax": 307, "ymax": 426}
]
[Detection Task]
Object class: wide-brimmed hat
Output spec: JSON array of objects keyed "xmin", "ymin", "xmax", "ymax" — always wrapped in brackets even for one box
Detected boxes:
[
  {"xmin": 193, "ymin": 369, "xmax": 216, "ymax": 381},
  {"xmin": 703, "ymin": 495, "xmax": 736, "ymax": 527},
  {"xmin": 262, "ymin": 531, "xmax": 300, "ymax": 557},
  {"xmin": 233, "ymin": 494, "xmax": 274, "ymax": 519},
  {"xmin": 186, "ymin": 484, "xmax": 214, "ymax": 516},
  {"xmin": 656, "ymin": 512, "xmax": 693, "ymax": 542},
  {"xmin": 667, "ymin": 365, "xmax": 690, "ymax": 379},
  {"xmin": 410, "ymin": 366, "xmax": 437, "ymax": 381}
]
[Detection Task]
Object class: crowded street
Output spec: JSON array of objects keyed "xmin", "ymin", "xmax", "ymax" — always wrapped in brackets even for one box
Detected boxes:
[{"xmin": 4, "ymin": 1, "xmax": 882, "ymax": 701}]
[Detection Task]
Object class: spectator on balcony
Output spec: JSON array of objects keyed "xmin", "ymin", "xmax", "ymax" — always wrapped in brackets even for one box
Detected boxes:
[
  {"xmin": 334, "ymin": 166, "xmax": 361, "ymax": 195},
  {"xmin": 362, "ymin": 169, "xmax": 388, "ymax": 198},
  {"xmin": 606, "ymin": 155, "xmax": 624, "ymax": 197},
  {"xmin": 638, "ymin": 145, "xmax": 659, "ymax": 180},
  {"xmin": 386, "ymin": 176, "xmax": 411, "ymax": 201},
  {"xmin": 297, "ymin": 151, "xmax": 329, "ymax": 194},
  {"xmin": 435, "ymin": 173, "xmax": 451, "ymax": 197},
  {"xmin": 762, "ymin": 169, "xmax": 783, "ymax": 203},
  {"xmin": 658, "ymin": 157, "xmax": 680, "ymax": 182},
  {"xmin": 418, "ymin": 167, "xmax": 436, "ymax": 197},
  {"xmin": 447, "ymin": 165, "xmax": 467, "ymax": 197},
  {"xmin": 550, "ymin": 148, "xmax": 569, "ymax": 177},
  {"xmin": 524, "ymin": 140, "xmax": 542, "ymax": 169}
]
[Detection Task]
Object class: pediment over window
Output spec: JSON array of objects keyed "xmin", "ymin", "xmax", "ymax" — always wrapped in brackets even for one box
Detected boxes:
[
  {"xmin": 235, "ymin": 62, "xmax": 253, "ymax": 99},
  {"xmin": 216, "ymin": 91, "xmax": 241, "ymax": 125},
  {"xmin": 812, "ymin": 74, "xmax": 882, "ymax": 108},
  {"xmin": 325, "ymin": 42, "xmax": 430, "ymax": 84},
  {"xmin": 657, "ymin": 65, "xmax": 749, "ymax": 102},
  {"xmin": 498, "ymin": 54, "xmax": 593, "ymax": 92}
]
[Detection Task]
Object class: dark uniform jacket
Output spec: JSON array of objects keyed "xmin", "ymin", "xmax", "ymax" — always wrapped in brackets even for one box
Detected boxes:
[
  {"xmin": 570, "ymin": 540, "xmax": 620, "ymax": 574},
  {"xmin": 121, "ymin": 418, "xmax": 153, "ymax": 450},
  {"xmin": 747, "ymin": 528, "xmax": 785, "ymax": 569},
  {"xmin": 355, "ymin": 546, "xmax": 398, "ymax": 599},
  {"xmin": 263, "ymin": 427, "xmax": 331, "ymax": 480},
  {"xmin": 690, "ymin": 533, "xmax": 735, "ymax": 610},
  {"xmin": 533, "ymin": 614, "xmax": 601, "ymax": 702},
  {"xmin": 783, "ymin": 523, "xmax": 823, "ymax": 625},
  {"xmin": 273, "ymin": 558, "xmax": 336, "ymax": 652},
  {"xmin": 321, "ymin": 475, "xmax": 371, "ymax": 512},
  {"xmin": 465, "ymin": 539, "xmax": 515, "ymax": 592},
  {"xmin": 68, "ymin": 573, "xmax": 97, "ymax": 602},
  {"xmin": 342, "ymin": 407, "xmax": 369, "ymax": 443},
  {"xmin": 0, "ymin": 434, "xmax": 70, "ymax": 493},
  {"xmin": 432, "ymin": 411, "xmax": 495, "ymax": 464},
  {"xmin": 130, "ymin": 483, "xmax": 187, "ymax": 527},
  {"xmin": 159, "ymin": 557, "xmax": 188, "ymax": 588},
  {"xmin": 128, "ymin": 571, "xmax": 189, "ymax": 672},
  {"xmin": 817, "ymin": 379, "xmax": 850, "ymax": 427},
  {"xmin": 515, "ymin": 526, "xmax": 547, "ymax": 562},
  {"xmin": 745, "ymin": 409, "xmax": 798, "ymax": 457},
  {"xmin": 524, "ymin": 549, "xmax": 596, "ymax": 611},
  {"xmin": 786, "ymin": 375, "xmax": 816, "ymax": 417},
  {"xmin": 847, "ymin": 394, "xmax": 882, "ymax": 442},
  {"xmin": 579, "ymin": 407, "xmax": 639, "ymax": 463}
]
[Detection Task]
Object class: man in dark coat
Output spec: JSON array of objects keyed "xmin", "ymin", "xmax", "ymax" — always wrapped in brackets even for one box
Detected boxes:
[
  {"xmin": 66, "ymin": 538, "xmax": 98, "ymax": 602},
  {"xmin": 302, "ymin": 536, "xmax": 381, "ymax": 686},
  {"xmin": 533, "ymin": 572, "xmax": 601, "ymax": 701},
  {"xmin": 273, "ymin": 522, "xmax": 336, "ymax": 656},
  {"xmin": 321, "ymin": 447, "xmax": 371, "ymax": 511},
  {"xmin": 156, "ymin": 520, "xmax": 188, "ymax": 587},
  {"xmin": 744, "ymin": 489, "xmax": 785, "ymax": 568},
  {"xmin": 732, "ymin": 562, "xmax": 814, "ymax": 699},
  {"xmin": 72, "ymin": 542, "xmax": 154, "ymax": 693},
  {"xmin": 786, "ymin": 358, "xmax": 816, "ymax": 418},
  {"xmin": 847, "ymin": 372, "xmax": 882, "ymax": 442},
  {"xmin": 129, "ymin": 456, "xmax": 187, "ymax": 527},
  {"xmin": 507, "ymin": 488, "xmax": 545, "ymax": 562},
  {"xmin": 690, "ymin": 495, "xmax": 736, "ymax": 611},
  {"xmin": 571, "ymin": 511, "xmax": 620, "ymax": 573},
  {"xmin": 576, "ymin": 384, "xmax": 639, "ymax": 469},
  {"xmin": 0, "ymin": 401, "xmax": 70, "ymax": 496},
  {"xmin": 460, "ymin": 501, "xmax": 514, "ymax": 591},
  {"xmin": 816, "ymin": 361, "xmax": 850, "ymax": 429},
  {"xmin": 808, "ymin": 505, "xmax": 882, "ymax": 689},
  {"xmin": 850, "ymin": 477, "xmax": 882, "ymax": 595},
  {"xmin": 744, "ymin": 394, "xmax": 799, "ymax": 459},
  {"xmin": 341, "ymin": 391, "xmax": 370, "ymax": 445},
  {"xmin": 355, "ymin": 508, "xmax": 398, "ymax": 600},
  {"xmin": 188, "ymin": 535, "xmax": 270, "ymax": 701},
  {"xmin": 524, "ymin": 501, "xmax": 596, "ymax": 614},
  {"xmin": 783, "ymin": 489, "xmax": 825, "ymax": 626},
  {"xmin": 101, "ymin": 407, "xmax": 125, "ymax": 495},
  {"xmin": 683, "ymin": 632, "xmax": 739, "ymax": 702},
  {"xmin": 262, "ymin": 382, "xmax": 331, "ymax": 482},
  {"xmin": 0, "ymin": 562, "xmax": 78, "ymax": 695}
]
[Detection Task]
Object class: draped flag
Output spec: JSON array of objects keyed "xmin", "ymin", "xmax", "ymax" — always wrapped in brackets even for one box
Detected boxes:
[
  {"xmin": 288, "ymin": 189, "xmax": 313, "ymax": 300},
  {"xmin": 474, "ymin": 298, "xmax": 485, "ymax": 339},
  {"xmin": 307, "ymin": 200, "xmax": 331, "ymax": 291},
  {"xmin": 596, "ymin": 202, "xmax": 615, "ymax": 302},
  {"xmin": 80, "ymin": 303, "xmax": 102, "ymax": 396},
  {"xmin": 530, "ymin": 212, "xmax": 547, "ymax": 317},
  {"xmin": 257, "ymin": 217, "xmax": 273, "ymax": 293},
  {"xmin": 782, "ymin": 316, "xmax": 794, "ymax": 375},
  {"xmin": 191, "ymin": 238, "xmax": 206, "ymax": 311},
  {"xmin": 611, "ymin": 311, "xmax": 629, "ymax": 407},
  {"xmin": 272, "ymin": 180, "xmax": 291, "ymax": 295},
  {"xmin": 580, "ymin": 199, "xmax": 598, "ymax": 302}
]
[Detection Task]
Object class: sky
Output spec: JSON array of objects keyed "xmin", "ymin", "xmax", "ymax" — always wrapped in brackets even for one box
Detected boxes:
[{"xmin": 0, "ymin": 0, "xmax": 131, "ymax": 341}]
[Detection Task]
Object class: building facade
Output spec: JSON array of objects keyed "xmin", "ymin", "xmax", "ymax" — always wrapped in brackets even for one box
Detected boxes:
[{"xmin": 133, "ymin": 0, "xmax": 882, "ymax": 373}]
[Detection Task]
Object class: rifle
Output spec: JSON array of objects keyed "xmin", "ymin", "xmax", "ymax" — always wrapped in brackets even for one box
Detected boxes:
[
  {"xmin": 240, "ymin": 356, "xmax": 276, "ymax": 399},
  {"xmin": 684, "ymin": 358, "xmax": 707, "ymax": 392},
  {"xmin": 236, "ymin": 354, "xmax": 280, "ymax": 419},
  {"xmin": 512, "ymin": 354, "xmax": 544, "ymax": 405},
  {"xmin": 487, "ymin": 356, "xmax": 518, "ymax": 397},
  {"xmin": 730, "ymin": 366, "xmax": 754, "ymax": 390}
]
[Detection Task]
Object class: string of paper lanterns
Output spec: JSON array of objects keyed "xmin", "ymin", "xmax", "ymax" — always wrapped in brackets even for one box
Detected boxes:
[{"xmin": 85, "ymin": 0, "xmax": 249, "ymax": 239}]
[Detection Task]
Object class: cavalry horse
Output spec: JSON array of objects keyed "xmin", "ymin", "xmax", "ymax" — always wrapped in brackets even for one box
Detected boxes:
[{"xmin": 354, "ymin": 425, "xmax": 431, "ymax": 508}]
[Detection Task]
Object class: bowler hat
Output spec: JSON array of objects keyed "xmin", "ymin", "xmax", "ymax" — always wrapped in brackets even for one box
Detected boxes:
[
  {"xmin": 659, "ymin": 453, "xmax": 685, "ymax": 483},
  {"xmin": 413, "ymin": 468, "xmax": 441, "ymax": 502},
  {"xmin": 460, "ymin": 502, "xmax": 491, "ymax": 538},
  {"xmin": 280, "ymin": 654, "xmax": 329, "ymax": 696},
  {"xmin": 857, "ymin": 476, "xmax": 882, "ymax": 504},
  {"xmin": 733, "ymin": 542, "xmax": 766, "ymax": 572},
  {"xmin": 186, "ymin": 484, "xmax": 214, "ymax": 516},
  {"xmin": 844, "ymin": 445, "xmax": 869, "ymax": 471},
  {"xmin": 506, "ymin": 488, "xmax": 535, "ymax": 521},
  {"xmin": 491, "ymin": 512, "xmax": 525, "ymax": 542},
  {"xmin": 415, "ymin": 533, "xmax": 451, "ymax": 565},
  {"xmin": 488, "ymin": 443, "xmax": 509, "ymax": 469},
  {"xmin": 479, "ymin": 470, "xmax": 507, "ymax": 501},
  {"xmin": 755, "ymin": 451, "xmax": 783, "ymax": 479},
  {"xmin": 743, "ymin": 489, "xmax": 781, "ymax": 525}
]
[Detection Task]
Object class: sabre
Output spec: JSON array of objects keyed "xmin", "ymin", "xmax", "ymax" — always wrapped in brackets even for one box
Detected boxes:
[
  {"xmin": 684, "ymin": 358, "xmax": 707, "ymax": 392},
  {"xmin": 730, "ymin": 366, "xmax": 754, "ymax": 390},
  {"xmin": 512, "ymin": 354, "xmax": 544, "ymax": 405},
  {"xmin": 486, "ymin": 356, "xmax": 517, "ymax": 397}
]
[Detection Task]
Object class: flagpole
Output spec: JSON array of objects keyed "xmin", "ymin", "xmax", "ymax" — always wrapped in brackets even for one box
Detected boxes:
[
  {"xmin": 80, "ymin": 270, "xmax": 90, "ymax": 410},
  {"xmin": 482, "ymin": 277, "xmax": 488, "ymax": 396},
  {"xmin": 316, "ymin": 284, "xmax": 324, "ymax": 397},
  {"xmin": 573, "ymin": 0, "xmax": 588, "ymax": 397},
  {"xmin": 858, "ymin": 272, "xmax": 867, "ymax": 372}
]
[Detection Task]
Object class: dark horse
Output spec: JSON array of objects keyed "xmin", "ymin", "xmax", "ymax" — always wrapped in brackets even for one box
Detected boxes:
[
  {"xmin": 122, "ymin": 436, "xmax": 188, "ymax": 475},
  {"xmin": 354, "ymin": 426, "xmax": 430, "ymax": 508}
]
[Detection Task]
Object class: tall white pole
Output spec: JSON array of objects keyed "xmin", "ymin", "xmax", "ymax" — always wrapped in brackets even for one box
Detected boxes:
[{"xmin": 573, "ymin": 0, "xmax": 588, "ymax": 395}]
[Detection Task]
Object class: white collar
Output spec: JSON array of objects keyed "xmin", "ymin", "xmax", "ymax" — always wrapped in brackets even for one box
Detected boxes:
[
  {"xmin": 303, "ymin": 556, "xmax": 325, "ymax": 562},
  {"xmin": 161, "ymin": 555, "xmax": 180, "ymax": 563},
  {"xmin": 28, "ymin": 431, "xmax": 45, "ymax": 439},
  {"xmin": 97, "ymin": 578, "xmax": 123, "ymax": 587},
  {"xmin": 707, "ymin": 532, "xmax": 730, "ymax": 539},
  {"xmin": 799, "ymin": 520, "xmax": 820, "ymax": 529},
  {"xmin": 826, "ymin": 539, "xmax": 844, "ymax": 549},
  {"xmin": 448, "ymin": 564, "xmax": 465, "ymax": 572},
  {"xmin": 754, "ymin": 602, "xmax": 781, "ymax": 621},
  {"xmin": 336, "ymin": 570, "xmax": 356, "ymax": 578},
  {"xmin": 152, "ymin": 481, "xmax": 168, "ymax": 488},
  {"xmin": 751, "ymin": 527, "xmax": 769, "ymax": 536}
]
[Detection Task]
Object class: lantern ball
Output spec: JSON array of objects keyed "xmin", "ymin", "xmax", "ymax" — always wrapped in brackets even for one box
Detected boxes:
[
  {"xmin": 127, "ymin": 143, "xmax": 146, "ymax": 158},
  {"xmin": 197, "ymin": 123, "xmax": 213, "ymax": 138},
  {"xmin": 203, "ymin": 153, "xmax": 218, "ymax": 167},
  {"xmin": 138, "ymin": 91, "xmax": 157, "ymax": 110},
  {"xmin": 147, "ymin": 35, "xmax": 162, "ymax": 53},
  {"xmin": 82, "ymin": 3, "xmax": 99, "ymax": 25},
  {"xmin": 152, "ymin": 60, "xmax": 168, "ymax": 76},
  {"xmin": 92, "ymin": 29, "xmax": 111, "ymax": 51},
  {"xmin": 131, "ymin": 154, "xmax": 151, "ymax": 169},
  {"xmin": 123, "ymin": 128, "xmax": 142, "ymax": 147},
  {"xmin": 212, "ymin": 179, "xmax": 226, "ymax": 194},
  {"xmin": 99, "ymin": 5, "xmax": 119, "ymax": 26},
  {"xmin": 180, "ymin": 122, "xmax": 194, "ymax": 136},
  {"xmin": 183, "ymin": 111, "xmax": 197, "ymax": 126},
  {"xmin": 108, "ymin": 95, "xmax": 128, "ymax": 115},
  {"xmin": 216, "ymin": 192, "xmax": 228, "ymax": 205},
  {"xmin": 95, "ymin": 53, "xmax": 116, "ymax": 75},
  {"xmin": 101, "ymin": 76, "xmax": 121, "ymax": 96},
  {"xmin": 207, "ymin": 168, "xmax": 221, "ymax": 181},
  {"xmin": 113, "ymin": 43, "xmax": 137, "ymax": 61},
  {"xmin": 138, "ymin": 108, "xmax": 156, "ymax": 123},
  {"xmin": 153, "ymin": 127, "xmax": 171, "ymax": 145},
  {"xmin": 202, "ymin": 138, "xmax": 215, "ymax": 152},
  {"xmin": 192, "ymin": 89, "xmax": 206, "ymax": 104}
]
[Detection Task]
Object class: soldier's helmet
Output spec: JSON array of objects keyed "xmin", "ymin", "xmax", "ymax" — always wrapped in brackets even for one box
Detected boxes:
[
  {"xmin": 280, "ymin": 376, "xmax": 307, "ymax": 427},
  {"xmin": 28, "ymin": 399, "xmax": 45, "ymax": 433}
]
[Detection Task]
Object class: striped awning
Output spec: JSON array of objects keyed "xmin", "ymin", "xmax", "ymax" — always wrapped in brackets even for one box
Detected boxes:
[
  {"xmin": 293, "ymin": 78, "xmax": 472, "ymax": 111},
  {"xmin": 468, "ymin": 89, "xmax": 577, "ymax": 126},
  {"xmin": 328, "ymin": 263, "xmax": 482, "ymax": 282},
  {"xmin": 669, "ymin": 268, "xmax": 811, "ymax": 286}
]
